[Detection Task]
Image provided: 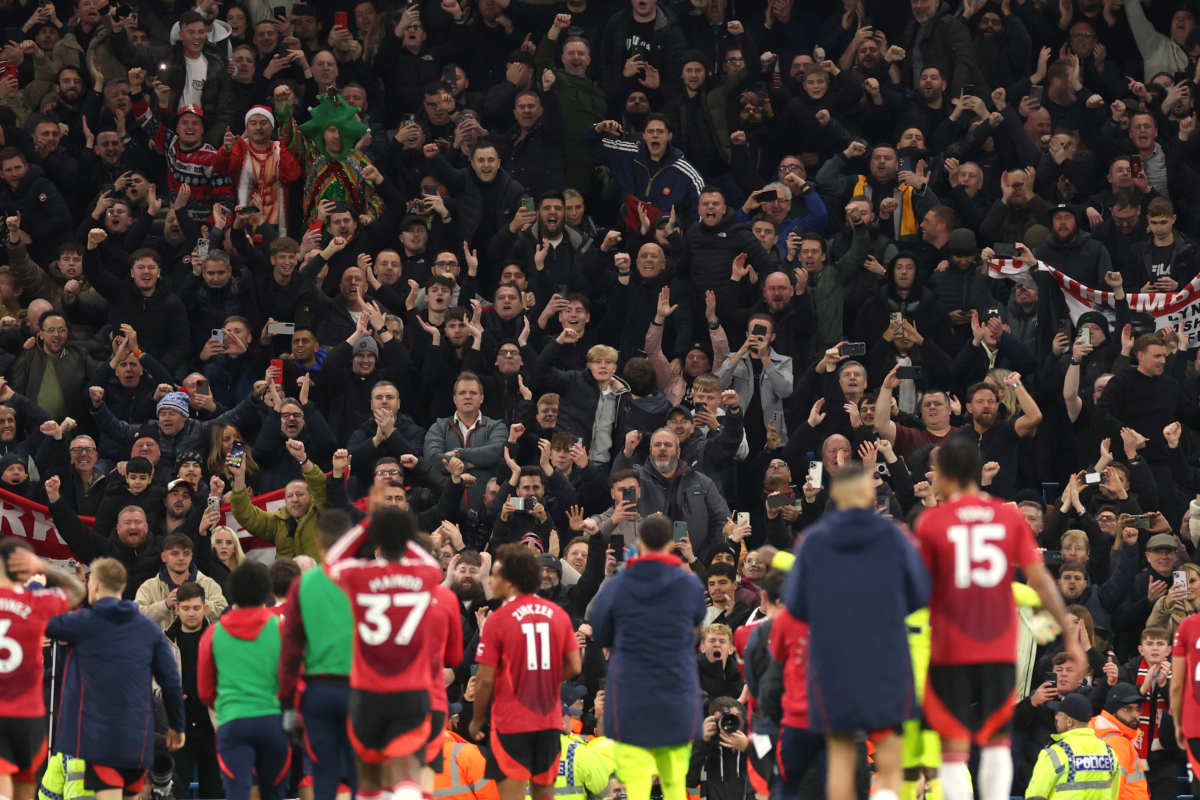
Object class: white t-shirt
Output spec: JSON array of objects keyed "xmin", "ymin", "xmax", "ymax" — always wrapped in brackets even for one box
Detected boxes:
[{"xmin": 181, "ymin": 55, "xmax": 206, "ymax": 109}]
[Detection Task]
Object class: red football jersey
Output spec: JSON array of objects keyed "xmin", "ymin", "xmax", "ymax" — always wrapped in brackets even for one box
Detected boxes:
[
  {"xmin": 426, "ymin": 585, "xmax": 464, "ymax": 713},
  {"xmin": 325, "ymin": 526, "xmax": 445, "ymax": 694},
  {"xmin": 769, "ymin": 610, "xmax": 809, "ymax": 729},
  {"xmin": 476, "ymin": 594, "xmax": 578, "ymax": 733},
  {"xmin": 914, "ymin": 494, "xmax": 1040, "ymax": 666},
  {"xmin": 1172, "ymin": 615, "xmax": 1200, "ymax": 738},
  {"xmin": 0, "ymin": 586, "xmax": 69, "ymax": 717}
]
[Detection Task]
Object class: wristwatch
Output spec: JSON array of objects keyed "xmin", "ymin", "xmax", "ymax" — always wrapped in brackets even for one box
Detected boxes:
[{"xmin": 707, "ymin": 319, "xmax": 720, "ymax": 330}]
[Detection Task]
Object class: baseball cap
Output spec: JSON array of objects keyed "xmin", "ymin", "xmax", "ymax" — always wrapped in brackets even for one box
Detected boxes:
[
  {"xmin": 1105, "ymin": 682, "xmax": 1142, "ymax": 712},
  {"xmin": 667, "ymin": 405, "xmax": 692, "ymax": 420},
  {"xmin": 1046, "ymin": 693, "xmax": 1093, "ymax": 723},
  {"xmin": 167, "ymin": 478, "xmax": 193, "ymax": 496},
  {"xmin": 538, "ymin": 553, "xmax": 562, "ymax": 576}
]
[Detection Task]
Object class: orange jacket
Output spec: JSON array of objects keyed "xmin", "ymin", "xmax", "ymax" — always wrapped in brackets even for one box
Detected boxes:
[
  {"xmin": 1091, "ymin": 711, "xmax": 1149, "ymax": 800},
  {"xmin": 434, "ymin": 731, "xmax": 499, "ymax": 800}
]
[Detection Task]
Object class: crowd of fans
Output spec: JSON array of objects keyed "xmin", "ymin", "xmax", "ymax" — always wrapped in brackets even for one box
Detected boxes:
[{"xmin": 6, "ymin": 0, "xmax": 1200, "ymax": 795}]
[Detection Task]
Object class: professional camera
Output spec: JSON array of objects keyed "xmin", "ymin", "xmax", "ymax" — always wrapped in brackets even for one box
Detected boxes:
[
  {"xmin": 149, "ymin": 752, "xmax": 174, "ymax": 800},
  {"xmin": 718, "ymin": 709, "xmax": 741, "ymax": 734}
]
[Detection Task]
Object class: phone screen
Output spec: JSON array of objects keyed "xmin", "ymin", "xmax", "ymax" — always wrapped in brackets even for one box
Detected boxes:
[
  {"xmin": 228, "ymin": 442, "xmax": 245, "ymax": 469},
  {"xmin": 610, "ymin": 533, "xmax": 625, "ymax": 562}
]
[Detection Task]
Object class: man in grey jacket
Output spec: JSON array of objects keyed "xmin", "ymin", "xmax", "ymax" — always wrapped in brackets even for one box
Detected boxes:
[
  {"xmin": 611, "ymin": 428, "xmax": 730, "ymax": 563},
  {"xmin": 715, "ymin": 314, "xmax": 793, "ymax": 451},
  {"xmin": 423, "ymin": 371, "xmax": 508, "ymax": 511}
]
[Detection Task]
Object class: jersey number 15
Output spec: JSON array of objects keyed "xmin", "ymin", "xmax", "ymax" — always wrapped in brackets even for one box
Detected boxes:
[{"xmin": 946, "ymin": 524, "xmax": 1008, "ymax": 589}]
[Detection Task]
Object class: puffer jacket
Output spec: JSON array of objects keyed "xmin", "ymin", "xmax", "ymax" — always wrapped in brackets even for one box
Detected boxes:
[
  {"xmin": 532, "ymin": 340, "xmax": 634, "ymax": 461},
  {"xmin": 0, "ymin": 163, "xmax": 71, "ymax": 266},
  {"xmin": 590, "ymin": 550, "xmax": 708, "ymax": 747},
  {"xmin": 80, "ymin": 250, "xmax": 192, "ymax": 373},
  {"xmin": 91, "ymin": 390, "xmax": 262, "ymax": 473},
  {"xmin": 230, "ymin": 462, "xmax": 328, "ymax": 560},
  {"xmin": 609, "ymin": 454, "xmax": 731, "ymax": 562},
  {"xmin": 176, "ymin": 269, "xmax": 262, "ymax": 356},
  {"xmin": 428, "ymin": 154, "xmax": 526, "ymax": 250},
  {"xmin": 46, "ymin": 597, "xmax": 185, "ymax": 768},
  {"xmin": 49, "ymin": 496, "xmax": 164, "ymax": 599},
  {"xmin": 134, "ymin": 562, "xmax": 228, "ymax": 630},
  {"xmin": 1034, "ymin": 231, "xmax": 1112, "ymax": 292},
  {"xmin": 680, "ymin": 210, "xmax": 775, "ymax": 337}
]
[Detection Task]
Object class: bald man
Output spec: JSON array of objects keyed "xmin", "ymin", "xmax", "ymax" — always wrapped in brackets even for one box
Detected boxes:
[{"xmin": 624, "ymin": 241, "xmax": 695, "ymax": 362}]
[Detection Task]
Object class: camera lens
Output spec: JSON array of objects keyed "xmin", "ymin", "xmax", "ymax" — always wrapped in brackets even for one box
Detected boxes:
[{"xmin": 718, "ymin": 712, "xmax": 740, "ymax": 734}]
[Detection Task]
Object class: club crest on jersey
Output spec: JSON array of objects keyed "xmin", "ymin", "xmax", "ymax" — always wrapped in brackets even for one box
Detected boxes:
[{"xmin": 1070, "ymin": 754, "xmax": 1113, "ymax": 772}]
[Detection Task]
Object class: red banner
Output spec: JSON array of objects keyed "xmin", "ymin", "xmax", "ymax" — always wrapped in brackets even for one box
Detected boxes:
[{"xmin": 0, "ymin": 485, "xmax": 287, "ymax": 560}]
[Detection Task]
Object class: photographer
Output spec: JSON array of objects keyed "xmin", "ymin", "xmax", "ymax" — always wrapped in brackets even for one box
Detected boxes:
[{"xmin": 687, "ymin": 697, "xmax": 752, "ymax": 800}]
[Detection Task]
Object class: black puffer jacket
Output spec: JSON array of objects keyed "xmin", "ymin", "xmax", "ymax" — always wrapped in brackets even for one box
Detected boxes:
[
  {"xmin": 680, "ymin": 211, "xmax": 774, "ymax": 342},
  {"xmin": 79, "ymin": 250, "xmax": 192, "ymax": 373},
  {"xmin": 0, "ymin": 164, "xmax": 71, "ymax": 267},
  {"xmin": 176, "ymin": 269, "xmax": 262, "ymax": 356},
  {"xmin": 429, "ymin": 154, "xmax": 527, "ymax": 250},
  {"xmin": 49, "ymin": 496, "xmax": 163, "ymax": 599}
]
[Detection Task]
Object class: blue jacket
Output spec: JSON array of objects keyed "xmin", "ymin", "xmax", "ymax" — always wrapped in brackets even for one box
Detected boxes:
[
  {"xmin": 583, "ymin": 126, "xmax": 704, "ymax": 225},
  {"xmin": 46, "ymin": 597, "xmax": 186, "ymax": 769},
  {"xmin": 590, "ymin": 552, "xmax": 708, "ymax": 748},
  {"xmin": 784, "ymin": 507, "xmax": 930, "ymax": 734}
]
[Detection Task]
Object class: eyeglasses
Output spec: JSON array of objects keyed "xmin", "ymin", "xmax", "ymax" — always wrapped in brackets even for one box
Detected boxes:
[
  {"xmin": 43, "ymin": 327, "xmax": 68, "ymax": 334},
  {"xmin": 778, "ymin": 164, "xmax": 803, "ymax": 173},
  {"xmin": 724, "ymin": 57, "xmax": 744, "ymax": 64},
  {"xmin": 1096, "ymin": 514, "xmax": 1118, "ymax": 522},
  {"xmin": 405, "ymin": 24, "xmax": 422, "ymax": 30},
  {"xmin": 280, "ymin": 412, "xmax": 304, "ymax": 420},
  {"xmin": 69, "ymin": 446, "xmax": 96, "ymax": 454},
  {"xmin": 375, "ymin": 469, "xmax": 401, "ymax": 477},
  {"xmin": 498, "ymin": 350, "xmax": 520, "ymax": 357},
  {"xmin": 434, "ymin": 261, "xmax": 459, "ymax": 268}
]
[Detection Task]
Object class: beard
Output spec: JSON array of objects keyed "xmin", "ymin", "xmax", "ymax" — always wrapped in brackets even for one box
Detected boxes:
[{"xmin": 452, "ymin": 579, "xmax": 483, "ymax": 602}]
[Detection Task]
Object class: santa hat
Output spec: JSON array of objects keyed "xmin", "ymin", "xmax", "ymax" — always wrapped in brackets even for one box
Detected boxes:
[{"xmin": 245, "ymin": 105, "xmax": 275, "ymax": 129}]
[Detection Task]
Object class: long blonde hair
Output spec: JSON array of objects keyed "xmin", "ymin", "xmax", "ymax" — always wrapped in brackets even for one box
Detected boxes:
[
  {"xmin": 986, "ymin": 369, "xmax": 1018, "ymax": 418},
  {"xmin": 211, "ymin": 525, "xmax": 246, "ymax": 571}
]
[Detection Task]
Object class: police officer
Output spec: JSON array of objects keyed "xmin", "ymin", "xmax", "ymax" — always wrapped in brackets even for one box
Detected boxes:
[
  {"xmin": 557, "ymin": 691, "xmax": 613, "ymax": 799},
  {"xmin": 1026, "ymin": 694, "xmax": 1121, "ymax": 800}
]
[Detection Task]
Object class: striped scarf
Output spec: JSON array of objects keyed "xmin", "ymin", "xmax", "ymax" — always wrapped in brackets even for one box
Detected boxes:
[{"xmin": 1135, "ymin": 657, "xmax": 1168, "ymax": 761}]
